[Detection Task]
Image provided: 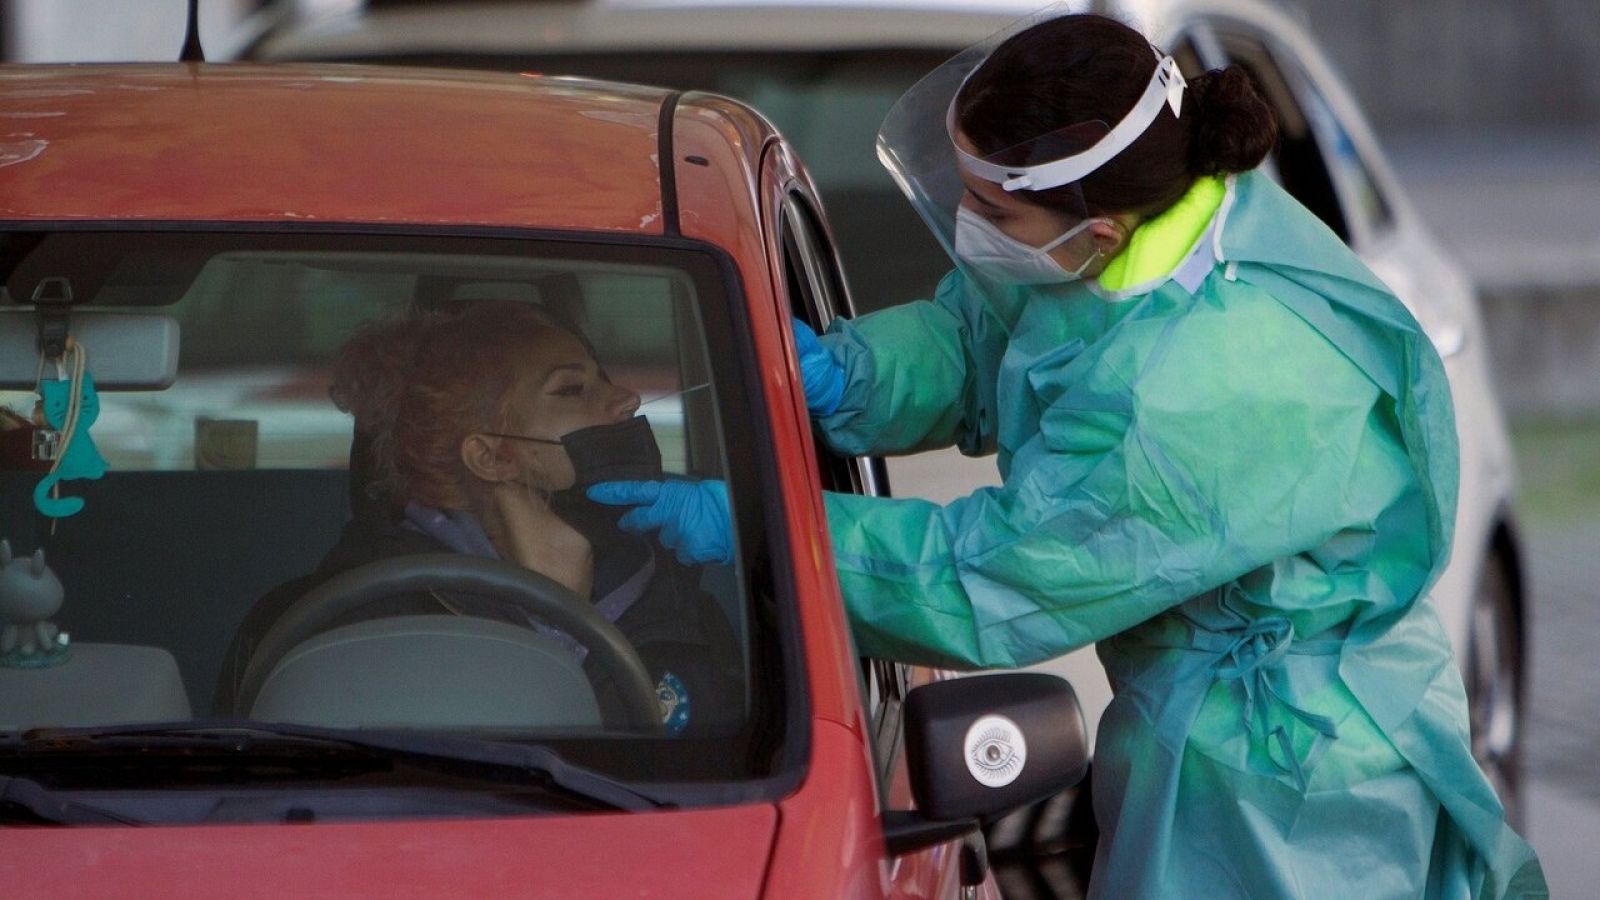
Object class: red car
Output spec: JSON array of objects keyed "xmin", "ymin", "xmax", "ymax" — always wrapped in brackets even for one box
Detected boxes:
[{"xmin": 0, "ymin": 64, "xmax": 1086, "ymax": 898}]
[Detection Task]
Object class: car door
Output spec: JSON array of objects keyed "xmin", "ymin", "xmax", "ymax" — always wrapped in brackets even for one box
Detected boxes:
[{"xmin": 759, "ymin": 139, "xmax": 997, "ymax": 900}]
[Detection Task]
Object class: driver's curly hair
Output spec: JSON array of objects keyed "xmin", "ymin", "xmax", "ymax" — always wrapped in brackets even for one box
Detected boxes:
[{"xmin": 330, "ymin": 299, "xmax": 564, "ymax": 510}]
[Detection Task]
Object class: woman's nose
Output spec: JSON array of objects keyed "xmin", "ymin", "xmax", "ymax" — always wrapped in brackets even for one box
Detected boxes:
[{"xmin": 607, "ymin": 383, "xmax": 641, "ymax": 420}]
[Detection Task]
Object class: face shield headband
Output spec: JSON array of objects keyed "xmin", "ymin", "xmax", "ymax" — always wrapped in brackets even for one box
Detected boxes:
[{"xmin": 948, "ymin": 49, "xmax": 1186, "ymax": 193}]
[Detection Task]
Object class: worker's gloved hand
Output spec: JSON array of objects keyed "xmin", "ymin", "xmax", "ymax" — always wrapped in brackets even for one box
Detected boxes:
[
  {"xmin": 792, "ymin": 317, "xmax": 845, "ymax": 417},
  {"xmin": 587, "ymin": 479, "xmax": 733, "ymax": 566}
]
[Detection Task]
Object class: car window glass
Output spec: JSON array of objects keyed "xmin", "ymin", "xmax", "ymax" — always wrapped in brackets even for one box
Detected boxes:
[
  {"xmin": 1287, "ymin": 61, "xmax": 1396, "ymax": 236},
  {"xmin": 861, "ymin": 656, "xmax": 885, "ymax": 729},
  {"xmin": 747, "ymin": 56, "xmax": 952, "ymax": 315},
  {"xmin": 780, "ymin": 198, "xmax": 831, "ymax": 323},
  {"xmin": 4, "ymin": 257, "xmax": 697, "ymax": 475},
  {"xmin": 1212, "ymin": 27, "xmax": 1351, "ymax": 243},
  {"xmin": 0, "ymin": 230, "xmax": 787, "ymax": 799},
  {"xmin": 781, "ymin": 192, "xmax": 851, "ymax": 320},
  {"xmin": 1171, "ymin": 35, "xmax": 1207, "ymax": 81},
  {"xmin": 869, "ymin": 659, "xmax": 907, "ymax": 757}
]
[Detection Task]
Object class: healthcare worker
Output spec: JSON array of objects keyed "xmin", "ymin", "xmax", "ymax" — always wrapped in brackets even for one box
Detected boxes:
[{"xmin": 591, "ymin": 9, "xmax": 1546, "ymax": 898}]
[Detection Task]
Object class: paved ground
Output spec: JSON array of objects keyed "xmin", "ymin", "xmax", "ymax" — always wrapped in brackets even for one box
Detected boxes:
[
  {"xmin": 1511, "ymin": 422, "xmax": 1600, "ymax": 803},
  {"xmin": 1527, "ymin": 780, "xmax": 1600, "ymax": 899},
  {"xmin": 1504, "ymin": 420, "xmax": 1600, "ymax": 896}
]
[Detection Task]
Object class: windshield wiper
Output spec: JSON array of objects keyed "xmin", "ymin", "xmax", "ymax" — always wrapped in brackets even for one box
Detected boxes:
[
  {"xmin": 0, "ymin": 774, "xmax": 139, "ymax": 825},
  {"xmin": 2, "ymin": 722, "xmax": 670, "ymax": 813}
]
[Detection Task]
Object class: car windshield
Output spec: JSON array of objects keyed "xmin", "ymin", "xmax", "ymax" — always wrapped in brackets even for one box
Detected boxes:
[
  {"xmin": 282, "ymin": 49, "xmax": 957, "ymax": 313},
  {"xmin": 0, "ymin": 229, "xmax": 792, "ymax": 816}
]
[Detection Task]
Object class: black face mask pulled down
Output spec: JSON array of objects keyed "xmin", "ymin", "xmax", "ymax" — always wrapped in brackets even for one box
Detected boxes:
[
  {"xmin": 559, "ymin": 415, "xmax": 664, "ymax": 486},
  {"xmin": 485, "ymin": 415, "xmax": 665, "ymax": 588},
  {"xmin": 543, "ymin": 416, "xmax": 664, "ymax": 555},
  {"xmin": 489, "ymin": 415, "xmax": 663, "ymax": 488}
]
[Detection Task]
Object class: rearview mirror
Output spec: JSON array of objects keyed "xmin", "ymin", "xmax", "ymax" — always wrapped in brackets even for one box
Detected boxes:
[{"xmin": 0, "ymin": 310, "xmax": 179, "ymax": 390}]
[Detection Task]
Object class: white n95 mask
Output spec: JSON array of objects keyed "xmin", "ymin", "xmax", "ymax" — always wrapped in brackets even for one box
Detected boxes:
[{"xmin": 953, "ymin": 206, "xmax": 1105, "ymax": 286}]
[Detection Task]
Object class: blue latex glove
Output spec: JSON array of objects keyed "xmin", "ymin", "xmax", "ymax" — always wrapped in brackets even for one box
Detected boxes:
[
  {"xmin": 792, "ymin": 317, "xmax": 846, "ymax": 417},
  {"xmin": 587, "ymin": 479, "xmax": 733, "ymax": 566}
]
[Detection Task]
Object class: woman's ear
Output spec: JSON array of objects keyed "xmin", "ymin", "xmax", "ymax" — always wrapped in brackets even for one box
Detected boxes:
[
  {"xmin": 461, "ymin": 433, "xmax": 520, "ymax": 483},
  {"xmin": 1090, "ymin": 216, "xmax": 1136, "ymax": 258}
]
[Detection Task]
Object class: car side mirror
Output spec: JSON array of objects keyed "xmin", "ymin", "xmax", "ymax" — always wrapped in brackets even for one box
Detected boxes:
[{"xmin": 883, "ymin": 673, "xmax": 1088, "ymax": 857}]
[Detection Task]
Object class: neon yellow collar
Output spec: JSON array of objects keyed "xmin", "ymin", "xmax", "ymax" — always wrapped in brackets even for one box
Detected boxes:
[{"xmin": 1096, "ymin": 176, "xmax": 1226, "ymax": 292}]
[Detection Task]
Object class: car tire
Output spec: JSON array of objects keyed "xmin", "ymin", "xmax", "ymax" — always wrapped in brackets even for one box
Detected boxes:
[{"xmin": 1465, "ymin": 549, "xmax": 1525, "ymax": 828}]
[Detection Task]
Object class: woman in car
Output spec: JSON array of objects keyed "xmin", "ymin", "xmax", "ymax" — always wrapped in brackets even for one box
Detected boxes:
[
  {"xmin": 217, "ymin": 299, "xmax": 741, "ymax": 736},
  {"xmin": 593, "ymin": 11, "xmax": 1544, "ymax": 899}
]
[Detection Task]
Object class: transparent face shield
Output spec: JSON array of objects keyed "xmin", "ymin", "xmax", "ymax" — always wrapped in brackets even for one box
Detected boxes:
[{"xmin": 875, "ymin": 6, "xmax": 1185, "ymax": 291}]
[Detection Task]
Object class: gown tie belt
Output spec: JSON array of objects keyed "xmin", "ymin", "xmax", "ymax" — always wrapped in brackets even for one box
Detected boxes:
[{"xmin": 1190, "ymin": 614, "xmax": 1344, "ymax": 791}]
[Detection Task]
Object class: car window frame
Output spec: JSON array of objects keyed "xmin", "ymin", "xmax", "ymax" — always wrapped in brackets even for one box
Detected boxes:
[
  {"xmin": 773, "ymin": 187, "xmax": 911, "ymax": 787},
  {"xmin": 0, "ymin": 220, "xmax": 813, "ymax": 809}
]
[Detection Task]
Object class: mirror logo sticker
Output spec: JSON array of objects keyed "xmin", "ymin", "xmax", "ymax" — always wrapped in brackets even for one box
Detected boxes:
[{"xmin": 964, "ymin": 714, "xmax": 1027, "ymax": 788}]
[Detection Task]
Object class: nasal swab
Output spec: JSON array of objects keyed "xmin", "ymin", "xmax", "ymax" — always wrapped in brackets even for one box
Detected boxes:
[{"xmin": 637, "ymin": 381, "xmax": 712, "ymax": 409}]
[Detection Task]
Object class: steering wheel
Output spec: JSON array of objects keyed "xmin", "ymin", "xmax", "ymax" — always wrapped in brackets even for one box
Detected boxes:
[{"xmin": 234, "ymin": 553, "xmax": 662, "ymax": 731}]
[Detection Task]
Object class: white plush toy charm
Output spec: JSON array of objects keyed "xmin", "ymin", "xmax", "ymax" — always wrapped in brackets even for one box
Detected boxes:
[{"xmin": 0, "ymin": 539, "xmax": 70, "ymax": 667}]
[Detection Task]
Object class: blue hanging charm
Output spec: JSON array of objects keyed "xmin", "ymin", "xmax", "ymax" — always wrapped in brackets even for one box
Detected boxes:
[{"xmin": 33, "ymin": 370, "xmax": 107, "ymax": 518}]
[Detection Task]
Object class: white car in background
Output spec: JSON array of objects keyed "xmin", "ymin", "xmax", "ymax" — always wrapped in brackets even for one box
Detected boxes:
[{"xmin": 242, "ymin": 0, "xmax": 1529, "ymax": 865}]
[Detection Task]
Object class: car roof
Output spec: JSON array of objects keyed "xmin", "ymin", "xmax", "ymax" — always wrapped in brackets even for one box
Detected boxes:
[
  {"xmin": 249, "ymin": 0, "xmax": 1202, "ymax": 59},
  {"xmin": 0, "ymin": 62, "xmax": 773, "ymax": 234}
]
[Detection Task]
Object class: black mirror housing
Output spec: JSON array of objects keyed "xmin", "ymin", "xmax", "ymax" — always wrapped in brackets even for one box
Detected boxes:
[{"xmin": 902, "ymin": 673, "xmax": 1088, "ymax": 823}]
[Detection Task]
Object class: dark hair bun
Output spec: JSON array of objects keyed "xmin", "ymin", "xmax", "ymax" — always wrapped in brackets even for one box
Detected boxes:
[{"xmin": 1187, "ymin": 65, "xmax": 1278, "ymax": 176}]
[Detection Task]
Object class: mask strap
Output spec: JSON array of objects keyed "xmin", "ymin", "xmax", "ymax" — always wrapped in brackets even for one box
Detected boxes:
[
  {"xmin": 1037, "ymin": 216, "xmax": 1100, "ymax": 253},
  {"xmin": 482, "ymin": 431, "xmax": 562, "ymax": 446}
]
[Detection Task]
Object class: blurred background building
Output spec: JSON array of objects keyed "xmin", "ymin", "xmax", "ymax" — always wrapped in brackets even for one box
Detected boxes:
[
  {"xmin": 1289, "ymin": 0, "xmax": 1600, "ymax": 132},
  {"xmin": 1286, "ymin": 0, "xmax": 1600, "ymax": 421}
]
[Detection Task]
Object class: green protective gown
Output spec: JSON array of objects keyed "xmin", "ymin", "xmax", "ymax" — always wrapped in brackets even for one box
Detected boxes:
[{"xmin": 815, "ymin": 171, "xmax": 1545, "ymax": 898}]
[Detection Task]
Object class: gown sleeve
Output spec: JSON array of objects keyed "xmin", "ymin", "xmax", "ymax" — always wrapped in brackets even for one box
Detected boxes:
[
  {"xmin": 815, "ymin": 270, "xmax": 1004, "ymax": 458},
  {"xmin": 823, "ymin": 279, "xmax": 1419, "ymax": 670}
]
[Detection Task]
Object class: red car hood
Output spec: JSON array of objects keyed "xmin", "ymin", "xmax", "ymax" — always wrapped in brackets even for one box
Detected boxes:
[{"xmin": 1, "ymin": 804, "xmax": 779, "ymax": 899}]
